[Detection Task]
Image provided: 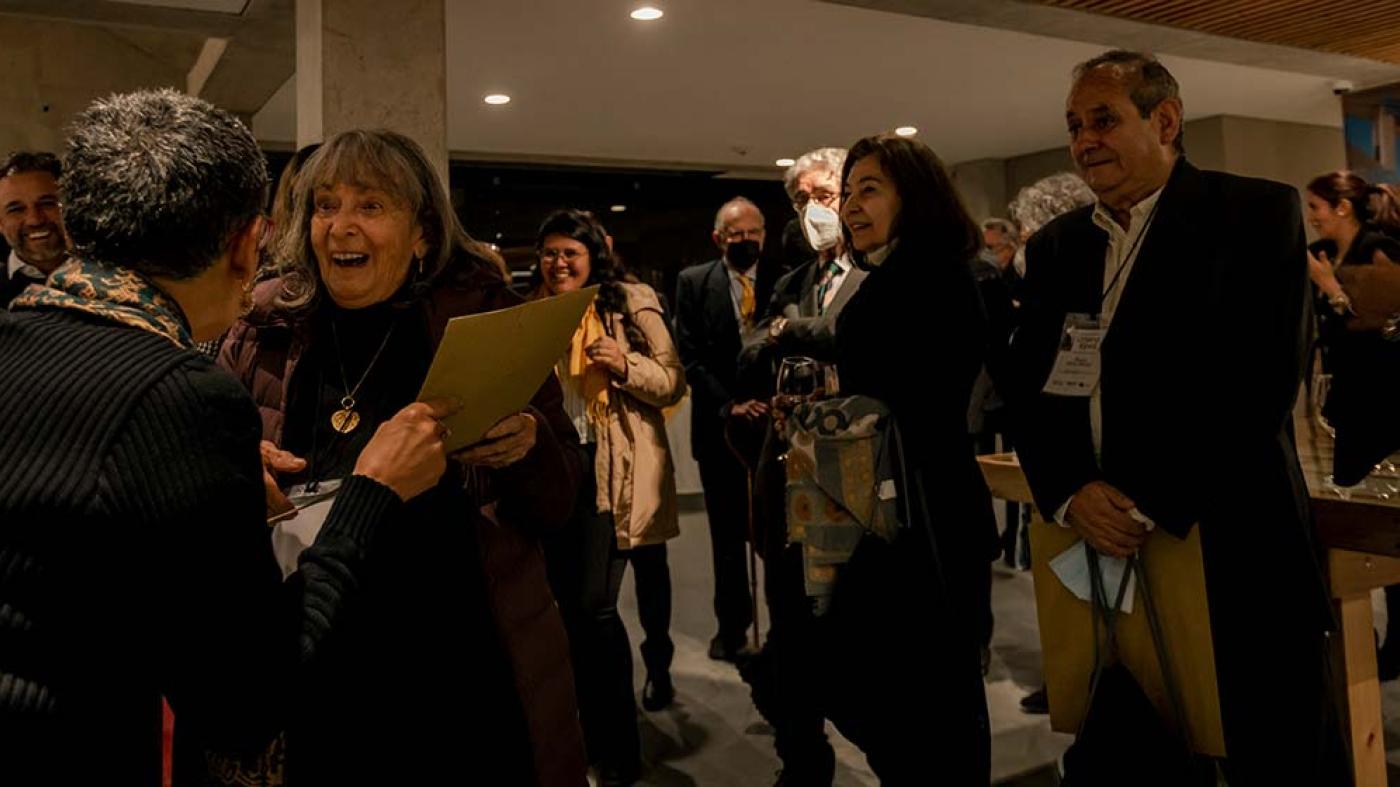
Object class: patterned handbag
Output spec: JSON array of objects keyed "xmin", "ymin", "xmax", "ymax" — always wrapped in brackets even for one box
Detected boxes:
[{"xmin": 783, "ymin": 395, "xmax": 903, "ymax": 614}]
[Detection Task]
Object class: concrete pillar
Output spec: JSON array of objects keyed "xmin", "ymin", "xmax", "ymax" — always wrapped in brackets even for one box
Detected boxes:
[
  {"xmin": 295, "ymin": 0, "xmax": 448, "ymax": 182},
  {"xmin": 951, "ymin": 157, "xmax": 1009, "ymax": 222}
]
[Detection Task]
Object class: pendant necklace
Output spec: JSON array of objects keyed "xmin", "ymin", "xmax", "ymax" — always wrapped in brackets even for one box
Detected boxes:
[{"xmin": 329, "ymin": 318, "xmax": 396, "ymax": 435}]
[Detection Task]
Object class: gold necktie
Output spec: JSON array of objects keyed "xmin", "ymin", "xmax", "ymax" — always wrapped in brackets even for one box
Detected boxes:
[{"xmin": 738, "ymin": 274, "xmax": 755, "ymax": 326}]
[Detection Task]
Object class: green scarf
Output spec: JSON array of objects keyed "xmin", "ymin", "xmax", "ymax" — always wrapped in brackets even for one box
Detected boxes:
[{"xmin": 10, "ymin": 257, "xmax": 194, "ymax": 349}]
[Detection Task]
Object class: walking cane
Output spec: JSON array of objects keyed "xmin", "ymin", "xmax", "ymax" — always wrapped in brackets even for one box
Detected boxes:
[{"xmin": 723, "ymin": 415, "xmax": 764, "ymax": 652}]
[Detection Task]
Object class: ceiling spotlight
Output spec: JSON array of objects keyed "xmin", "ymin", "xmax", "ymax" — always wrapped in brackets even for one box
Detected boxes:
[
  {"xmin": 483, "ymin": 94, "xmax": 512, "ymax": 105},
  {"xmin": 775, "ymin": 158, "xmax": 796, "ymax": 167},
  {"xmin": 610, "ymin": 204, "xmax": 628, "ymax": 213},
  {"xmin": 895, "ymin": 126, "xmax": 917, "ymax": 136},
  {"xmin": 631, "ymin": 6, "xmax": 663, "ymax": 21}
]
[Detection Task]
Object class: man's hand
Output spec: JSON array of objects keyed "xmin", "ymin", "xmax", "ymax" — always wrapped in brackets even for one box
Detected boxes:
[
  {"xmin": 1065, "ymin": 480, "xmax": 1148, "ymax": 558},
  {"xmin": 454, "ymin": 412, "xmax": 538, "ymax": 469},
  {"xmin": 260, "ymin": 440, "xmax": 306, "ymax": 519},
  {"xmin": 729, "ymin": 399, "xmax": 770, "ymax": 420}
]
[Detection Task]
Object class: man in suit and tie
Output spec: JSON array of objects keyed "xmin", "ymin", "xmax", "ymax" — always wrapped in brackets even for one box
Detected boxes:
[
  {"xmin": 736, "ymin": 147, "xmax": 868, "ymax": 785},
  {"xmin": 675, "ymin": 196, "xmax": 772, "ymax": 661},
  {"xmin": 1010, "ymin": 50, "xmax": 1346, "ymax": 782},
  {"xmin": 1, "ymin": 151, "xmax": 68, "ymax": 306}
]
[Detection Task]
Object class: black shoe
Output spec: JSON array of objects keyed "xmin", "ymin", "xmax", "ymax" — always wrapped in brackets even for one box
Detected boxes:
[
  {"xmin": 642, "ymin": 675, "xmax": 674, "ymax": 711},
  {"xmin": 1020, "ymin": 685, "xmax": 1049, "ymax": 714},
  {"xmin": 1379, "ymin": 641, "xmax": 1400, "ymax": 682},
  {"xmin": 599, "ymin": 762, "xmax": 640, "ymax": 787},
  {"xmin": 709, "ymin": 634, "xmax": 748, "ymax": 662},
  {"xmin": 773, "ymin": 745, "xmax": 835, "ymax": 786}
]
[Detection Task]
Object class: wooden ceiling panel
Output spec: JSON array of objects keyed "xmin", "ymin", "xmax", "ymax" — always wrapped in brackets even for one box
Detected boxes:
[{"xmin": 1030, "ymin": 0, "xmax": 1400, "ymax": 65}]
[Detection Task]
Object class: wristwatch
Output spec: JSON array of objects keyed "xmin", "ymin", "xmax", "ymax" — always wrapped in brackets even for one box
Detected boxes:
[{"xmin": 768, "ymin": 316, "xmax": 789, "ymax": 341}]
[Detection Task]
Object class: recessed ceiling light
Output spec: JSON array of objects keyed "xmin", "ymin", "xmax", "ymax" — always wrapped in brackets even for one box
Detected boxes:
[
  {"xmin": 610, "ymin": 204, "xmax": 627, "ymax": 213},
  {"xmin": 483, "ymin": 94, "xmax": 511, "ymax": 105},
  {"xmin": 631, "ymin": 6, "xmax": 663, "ymax": 21},
  {"xmin": 895, "ymin": 126, "xmax": 918, "ymax": 137},
  {"xmin": 775, "ymin": 158, "xmax": 796, "ymax": 167}
]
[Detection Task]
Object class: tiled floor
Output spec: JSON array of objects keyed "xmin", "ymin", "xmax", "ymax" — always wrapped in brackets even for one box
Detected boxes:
[{"xmin": 612, "ymin": 497, "xmax": 1071, "ymax": 786}]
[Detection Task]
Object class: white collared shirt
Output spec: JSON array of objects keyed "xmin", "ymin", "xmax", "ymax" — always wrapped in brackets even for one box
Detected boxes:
[
  {"xmin": 725, "ymin": 261, "xmax": 757, "ymax": 323},
  {"xmin": 1054, "ymin": 187, "xmax": 1165, "ymax": 528},
  {"xmin": 7, "ymin": 250, "xmax": 43, "ymax": 283},
  {"xmin": 1089, "ymin": 187, "xmax": 1163, "ymax": 461}
]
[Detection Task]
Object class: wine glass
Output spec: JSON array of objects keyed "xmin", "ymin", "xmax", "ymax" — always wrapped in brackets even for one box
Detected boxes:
[
  {"xmin": 776, "ymin": 356, "xmax": 819, "ymax": 408},
  {"xmin": 775, "ymin": 356, "xmax": 819, "ymax": 460}
]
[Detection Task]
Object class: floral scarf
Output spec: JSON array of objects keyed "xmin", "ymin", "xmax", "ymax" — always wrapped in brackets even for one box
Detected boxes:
[{"xmin": 9, "ymin": 257, "xmax": 194, "ymax": 349}]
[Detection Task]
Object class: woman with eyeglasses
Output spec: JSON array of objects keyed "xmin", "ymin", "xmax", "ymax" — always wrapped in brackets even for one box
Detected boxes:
[{"xmin": 533, "ymin": 209, "xmax": 686, "ymax": 787}]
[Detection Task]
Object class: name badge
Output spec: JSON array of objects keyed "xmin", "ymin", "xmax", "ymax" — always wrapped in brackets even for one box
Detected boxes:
[{"xmin": 1042, "ymin": 313, "xmax": 1103, "ymax": 397}]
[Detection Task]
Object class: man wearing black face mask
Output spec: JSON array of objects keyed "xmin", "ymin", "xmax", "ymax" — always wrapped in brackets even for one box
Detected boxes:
[{"xmin": 675, "ymin": 196, "xmax": 770, "ymax": 661}]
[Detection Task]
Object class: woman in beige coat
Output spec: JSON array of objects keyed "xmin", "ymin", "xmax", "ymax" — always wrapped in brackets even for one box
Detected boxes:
[{"xmin": 534, "ymin": 209, "xmax": 686, "ymax": 787}]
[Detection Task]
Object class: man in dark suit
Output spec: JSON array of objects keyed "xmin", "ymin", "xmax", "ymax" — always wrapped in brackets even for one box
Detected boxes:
[
  {"xmin": 0, "ymin": 151, "xmax": 68, "ymax": 306},
  {"xmin": 1010, "ymin": 50, "xmax": 1346, "ymax": 783},
  {"xmin": 735, "ymin": 148, "xmax": 868, "ymax": 785},
  {"xmin": 675, "ymin": 196, "xmax": 771, "ymax": 661}
]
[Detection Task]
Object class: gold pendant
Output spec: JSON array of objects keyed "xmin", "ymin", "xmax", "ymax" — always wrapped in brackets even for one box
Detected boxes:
[{"xmin": 330, "ymin": 408, "xmax": 360, "ymax": 434}]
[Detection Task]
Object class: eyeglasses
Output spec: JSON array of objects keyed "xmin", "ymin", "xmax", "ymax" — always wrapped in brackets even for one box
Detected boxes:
[
  {"xmin": 792, "ymin": 189, "xmax": 838, "ymax": 211},
  {"xmin": 539, "ymin": 248, "xmax": 586, "ymax": 263},
  {"xmin": 721, "ymin": 228, "xmax": 765, "ymax": 242}
]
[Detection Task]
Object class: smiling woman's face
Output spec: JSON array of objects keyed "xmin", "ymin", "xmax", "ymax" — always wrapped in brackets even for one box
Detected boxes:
[
  {"xmin": 841, "ymin": 155, "xmax": 901, "ymax": 252},
  {"xmin": 310, "ymin": 181, "xmax": 426, "ymax": 309}
]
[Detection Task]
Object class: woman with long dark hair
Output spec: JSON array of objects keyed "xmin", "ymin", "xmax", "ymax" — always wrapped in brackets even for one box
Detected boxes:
[
  {"xmin": 533, "ymin": 209, "xmax": 685, "ymax": 786},
  {"xmin": 827, "ymin": 133, "xmax": 999, "ymax": 782}
]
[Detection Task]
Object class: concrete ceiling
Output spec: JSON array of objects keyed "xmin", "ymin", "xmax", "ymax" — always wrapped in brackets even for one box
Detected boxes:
[
  {"xmin": 0, "ymin": 0, "xmax": 292, "ymax": 116},
  {"xmin": 250, "ymin": 0, "xmax": 1377, "ymax": 172},
  {"xmin": 4, "ymin": 0, "xmax": 1393, "ymax": 172}
]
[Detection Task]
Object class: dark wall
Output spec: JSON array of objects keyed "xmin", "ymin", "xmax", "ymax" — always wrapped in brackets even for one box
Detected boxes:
[{"xmin": 448, "ymin": 161, "xmax": 797, "ymax": 306}]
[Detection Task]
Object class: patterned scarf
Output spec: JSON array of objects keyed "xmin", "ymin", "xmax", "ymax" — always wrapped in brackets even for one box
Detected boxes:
[
  {"xmin": 9, "ymin": 257, "xmax": 195, "ymax": 349},
  {"xmin": 563, "ymin": 301, "xmax": 612, "ymax": 426}
]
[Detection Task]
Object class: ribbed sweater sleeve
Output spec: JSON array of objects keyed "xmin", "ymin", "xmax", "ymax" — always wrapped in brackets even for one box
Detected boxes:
[{"xmin": 100, "ymin": 356, "xmax": 401, "ymax": 754}]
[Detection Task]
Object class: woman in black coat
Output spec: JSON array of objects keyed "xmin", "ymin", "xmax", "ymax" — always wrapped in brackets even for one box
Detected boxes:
[{"xmin": 826, "ymin": 133, "xmax": 1000, "ymax": 783}]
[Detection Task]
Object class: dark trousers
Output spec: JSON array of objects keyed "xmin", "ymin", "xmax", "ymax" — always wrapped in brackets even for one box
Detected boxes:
[
  {"xmin": 765, "ymin": 543, "xmax": 836, "ymax": 783},
  {"xmin": 627, "ymin": 543, "xmax": 675, "ymax": 681},
  {"xmin": 543, "ymin": 447, "xmax": 673, "ymax": 774},
  {"xmin": 697, "ymin": 452, "xmax": 754, "ymax": 644},
  {"xmin": 823, "ymin": 531, "xmax": 992, "ymax": 785}
]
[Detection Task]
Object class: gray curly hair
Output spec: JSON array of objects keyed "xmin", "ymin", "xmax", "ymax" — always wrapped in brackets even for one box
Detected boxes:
[
  {"xmin": 1008, "ymin": 172, "xmax": 1096, "ymax": 240},
  {"xmin": 782, "ymin": 147, "xmax": 846, "ymax": 204},
  {"xmin": 62, "ymin": 88, "xmax": 268, "ymax": 280}
]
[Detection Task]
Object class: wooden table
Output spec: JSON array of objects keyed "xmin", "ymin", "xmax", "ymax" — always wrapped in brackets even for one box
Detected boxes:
[{"xmin": 979, "ymin": 416, "xmax": 1400, "ymax": 786}]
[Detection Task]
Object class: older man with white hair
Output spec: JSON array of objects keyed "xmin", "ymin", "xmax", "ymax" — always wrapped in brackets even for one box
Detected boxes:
[{"xmin": 734, "ymin": 147, "xmax": 869, "ymax": 786}]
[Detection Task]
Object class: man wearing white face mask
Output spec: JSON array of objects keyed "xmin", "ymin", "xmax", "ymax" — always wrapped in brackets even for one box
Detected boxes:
[
  {"xmin": 742, "ymin": 148, "xmax": 867, "ymax": 371},
  {"xmin": 736, "ymin": 147, "xmax": 867, "ymax": 787}
]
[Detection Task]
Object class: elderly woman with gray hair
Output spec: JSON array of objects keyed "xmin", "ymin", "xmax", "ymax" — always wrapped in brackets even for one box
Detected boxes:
[
  {"xmin": 1007, "ymin": 171, "xmax": 1097, "ymax": 277},
  {"xmin": 219, "ymin": 129, "xmax": 588, "ymax": 785},
  {"xmin": 0, "ymin": 91, "xmax": 454, "ymax": 786}
]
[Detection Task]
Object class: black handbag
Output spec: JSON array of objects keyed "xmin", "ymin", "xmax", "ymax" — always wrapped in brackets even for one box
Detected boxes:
[{"xmin": 1059, "ymin": 548, "xmax": 1217, "ymax": 787}]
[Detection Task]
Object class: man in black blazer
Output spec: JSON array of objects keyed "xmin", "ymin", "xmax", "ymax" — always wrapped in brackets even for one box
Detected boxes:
[
  {"xmin": 734, "ymin": 148, "xmax": 868, "ymax": 784},
  {"xmin": 675, "ymin": 196, "xmax": 771, "ymax": 661},
  {"xmin": 0, "ymin": 151, "xmax": 68, "ymax": 306},
  {"xmin": 1010, "ymin": 51, "xmax": 1346, "ymax": 783}
]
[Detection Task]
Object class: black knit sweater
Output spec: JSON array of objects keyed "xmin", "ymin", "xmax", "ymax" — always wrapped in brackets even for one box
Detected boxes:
[{"xmin": 0, "ymin": 308, "xmax": 402, "ymax": 785}]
